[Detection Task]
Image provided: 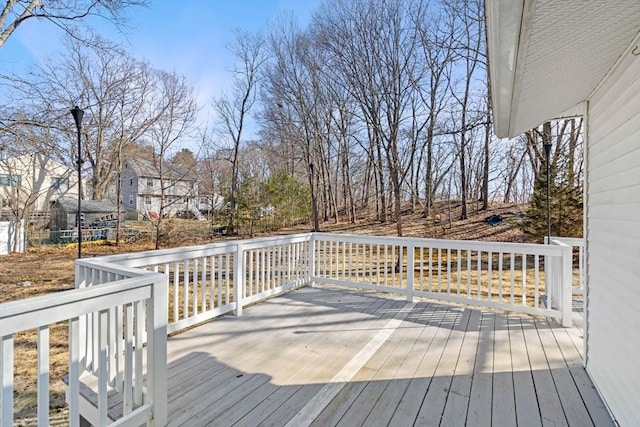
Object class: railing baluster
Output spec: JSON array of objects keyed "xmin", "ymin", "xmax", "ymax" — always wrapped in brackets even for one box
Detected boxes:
[
  {"xmin": 510, "ymin": 253, "xmax": 515, "ymax": 305},
  {"xmin": 123, "ymin": 303, "xmax": 133, "ymax": 416},
  {"xmin": 1, "ymin": 335, "xmax": 13, "ymax": 427},
  {"xmin": 534, "ymin": 254, "xmax": 540, "ymax": 308},
  {"xmin": 522, "ymin": 253, "xmax": 527, "ymax": 306},
  {"xmin": 498, "ymin": 253, "xmax": 504, "ymax": 302},
  {"xmin": 247, "ymin": 250, "xmax": 253, "ymax": 297},
  {"xmin": 193, "ymin": 258, "xmax": 199, "ymax": 315},
  {"xmin": 355, "ymin": 242, "xmax": 360, "ymax": 283},
  {"xmin": 342, "ymin": 242, "xmax": 346, "ymax": 280},
  {"xmin": 466, "ymin": 249, "xmax": 471, "ymax": 298},
  {"xmin": 201, "ymin": 257, "xmax": 207, "ymax": 312},
  {"xmin": 456, "ymin": 249, "xmax": 461, "ymax": 296},
  {"xmin": 173, "ymin": 261, "xmax": 179, "ymax": 323},
  {"xmin": 437, "ymin": 248, "xmax": 442, "ymax": 293},
  {"xmin": 217, "ymin": 255, "xmax": 223, "ymax": 307},
  {"xmin": 267, "ymin": 247, "xmax": 272, "ymax": 290},
  {"xmin": 183, "ymin": 259, "xmax": 189, "ymax": 319},
  {"xmin": 134, "ymin": 300, "xmax": 144, "ymax": 406},
  {"xmin": 210, "ymin": 256, "xmax": 216, "ymax": 309},
  {"xmin": 37, "ymin": 325, "xmax": 49, "ymax": 426},
  {"xmin": 476, "ymin": 251, "xmax": 481, "ymax": 300},
  {"xmin": 488, "ymin": 251, "xmax": 493, "ymax": 301},
  {"xmin": 115, "ymin": 305, "xmax": 124, "ymax": 391},
  {"xmin": 446, "ymin": 248, "xmax": 452, "ymax": 295},
  {"xmin": 69, "ymin": 317, "xmax": 80, "ymax": 427},
  {"xmin": 389, "ymin": 245, "xmax": 394, "ymax": 287},
  {"xmin": 225, "ymin": 254, "xmax": 231, "ymax": 305},
  {"xmin": 368, "ymin": 243, "xmax": 373, "ymax": 285},
  {"xmin": 98, "ymin": 309, "xmax": 108, "ymax": 426},
  {"xmin": 429, "ymin": 246, "xmax": 433, "ymax": 292}
]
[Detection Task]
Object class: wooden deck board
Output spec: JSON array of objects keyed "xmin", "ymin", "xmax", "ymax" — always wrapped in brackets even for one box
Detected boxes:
[
  {"xmin": 535, "ymin": 318, "xmax": 595, "ymax": 427},
  {"xmin": 492, "ymin": 313, "xmax": 517, "ymax": 426},
  {"xmin": 160, "ymin": 286, "xmax": 611, "ymax": 426},
  {"xmin": 466, "ymin": 311, "xmax": 495, "ymax": 426},
  {"xmin": 414, "ymin": 308, "xmax": 466, "ymax": 426},
  {"xmin": 439, "ymin": 309, "xmax": 481, "ymax": 426},
  {"xmin": 508, "ymin": 315, "xmax": 543, "ymax": 426}
]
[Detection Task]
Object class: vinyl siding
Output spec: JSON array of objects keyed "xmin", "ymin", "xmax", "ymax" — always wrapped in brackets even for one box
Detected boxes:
[{"xmin": 586, "ymin": 47, "xmax": 640, "ymax": 427}]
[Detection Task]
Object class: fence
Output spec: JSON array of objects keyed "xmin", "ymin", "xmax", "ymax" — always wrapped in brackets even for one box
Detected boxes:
[
  {"xmin": 312, "ymin": 233, "xmax": 573, "ymax": 326},
  {"xmin": 0, "ymin": 232, "xmax": 575, "ymax": 426}
]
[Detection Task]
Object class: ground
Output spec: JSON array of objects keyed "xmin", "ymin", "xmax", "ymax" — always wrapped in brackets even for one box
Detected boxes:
[{"xmin": 0, "ymin": 201, "xmax": 532, "ymax": 423}]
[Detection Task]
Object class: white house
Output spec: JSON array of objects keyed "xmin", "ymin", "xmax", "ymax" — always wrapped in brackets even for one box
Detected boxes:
[
  {"xmin": 486, "ymin": 2, "xmax": 640, "ymax": 425},
  {"xmin": 0, "ymin": 153, "xmax": 78, "ymax": 217}
]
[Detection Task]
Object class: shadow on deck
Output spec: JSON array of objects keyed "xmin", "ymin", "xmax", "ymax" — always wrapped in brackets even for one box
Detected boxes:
[{"xmin": 163, "ymin": 286, "xmax": 611, "ymax": 426}]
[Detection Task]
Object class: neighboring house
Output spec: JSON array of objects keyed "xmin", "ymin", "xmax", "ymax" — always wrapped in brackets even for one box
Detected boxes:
[
  {"xmin": 50, "ymin": 198, "xmax": 120, "ymax": 233},
  {"xmin": 486, "ymin": 2, "xmax": 640, "ymax": 426},
  {"xmin": 0, "ymin": 153, "xmax": 79, "ymax": 217},
  {"xmin": 119, "ymin": 159, "xmax": 201, "ymax": 219}
]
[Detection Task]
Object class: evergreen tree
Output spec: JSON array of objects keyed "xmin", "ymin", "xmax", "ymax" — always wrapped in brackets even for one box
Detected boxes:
[{"xmin": 524, "ymin": 155, "xmax": 583, "ymax": 241}]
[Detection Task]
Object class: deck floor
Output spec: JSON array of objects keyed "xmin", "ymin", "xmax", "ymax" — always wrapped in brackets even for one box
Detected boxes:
[{"xmin": 164, "ymin": 286, "xmax": 612, "ymax": 426}]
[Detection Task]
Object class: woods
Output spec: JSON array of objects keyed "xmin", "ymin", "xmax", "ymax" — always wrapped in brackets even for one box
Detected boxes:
[{"xmin": 0, "ymin": 0, "xmax": 584, "ymax": 241}]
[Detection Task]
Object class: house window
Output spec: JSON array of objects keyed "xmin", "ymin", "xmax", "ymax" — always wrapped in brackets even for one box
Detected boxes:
[
  {"xmin": 0, "ymin": 174, "xmax": 21, "ymax": 187},
  {"xmin": 128, "ymin": 195, "xmax": 134, "ymax": 205},
  {"xmin": 51, "ymin": 177, "xmax": 69, "ymax": 191},
  {"xmin": 129, "ymin": 178, "xmax": 133, "ymax": 187},
  {"xmin": 147, "ymin": 178, "xmax": 154, "ymax": 187},
  {"xmin": 1, "ymin": 198, "xmax": 10, "ymax": 208},
  {"xmin": 145, "ymin": 196, "xmax": 152, "ymax": 205}
]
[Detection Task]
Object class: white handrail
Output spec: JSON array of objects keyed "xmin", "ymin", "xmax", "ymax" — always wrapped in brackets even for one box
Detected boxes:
[
  {"xmin": 313, "ymin": 233, "xmax": 574, "ymax": 326},
  {"xmin": 1, "ymin": 231, "xmax": 577, "ymax": 425},
  {"xmin": 0, "ymin": 274, "xmax": 167, "ymax": 427},
  {"xmin": 549, "ymin": 236, "xmax": 585, "ymax": 296}
]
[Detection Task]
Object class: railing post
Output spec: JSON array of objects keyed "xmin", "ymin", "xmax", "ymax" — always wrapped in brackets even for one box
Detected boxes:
[
  {"xmin": 1, "ymin": 335, "xmax": 14, "ymax": 427},
  {"xmin": 147, "ymin": 274, "xmax": 168, "ymax": 426},
  {"xmin": 406, "ymin": 244, "xmax": 414, "ymax": 302},
  {"xmin": 74, "ymin": 263, "xmax": 90, "ymax": 371},
  {"xmin": 309, "ymin": 234, "xmax": 316, "ymax": 287},
  {"xmin": 561, "ymin": 245, "xmax": 573, "ymax": 327},
  {"xmin": 234, "ymin": 243, "xmax": 245, "ymax": 316}
]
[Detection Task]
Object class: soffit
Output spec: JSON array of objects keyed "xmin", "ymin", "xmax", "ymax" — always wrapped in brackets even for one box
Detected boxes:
[{"xmin": 487, "ymin": 0, "xmax": 640, "ymax": 138}]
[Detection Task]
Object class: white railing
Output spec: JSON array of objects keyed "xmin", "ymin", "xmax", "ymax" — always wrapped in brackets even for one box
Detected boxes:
[
  {"xmin": 312, "ymin": 233, "xmax": 573, "ymax": 327},
  {"xmin": 80, "ymin": 234, "xmax": 312, "ymax": 334},
  {"xmin": 549, "ymin": 236, "xmax": 585, "ymax": 296},
  {"xmin": 0, "ymin": 232, "xmax": 575, "ymax": 426},
  {"xmin": 0, "ymin": 272, "xmax": 167, "ymax": 427}
]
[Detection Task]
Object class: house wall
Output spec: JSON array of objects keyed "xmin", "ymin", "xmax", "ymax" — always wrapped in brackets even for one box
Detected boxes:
[
  {"xmin": 120, "ymin": 160, "xmax": 198, "ymax": 219},
  {"xmin": 586, "ymin": 48, "xmax": 640, "ymax": 426},
  {"xmin": 0, "ymin": 154, "xmax": 78, "ymax": 213},
  {"xmin": 120, "ymin": 163, "xmax": 139, "ymax": 211}
]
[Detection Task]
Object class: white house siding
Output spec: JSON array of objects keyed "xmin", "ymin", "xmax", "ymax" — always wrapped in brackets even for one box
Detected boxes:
[{"xmin": 586, "ymin": 49, "xmax": 640, "ymax": 427}]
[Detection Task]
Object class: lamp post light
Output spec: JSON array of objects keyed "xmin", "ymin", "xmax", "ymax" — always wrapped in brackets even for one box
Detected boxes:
[
  {"xmin": 543, "ymin": 141, "xmax": 552, "ymax": 244},
  {"xmin": 71, "ymin": 106, "xmax": 84, "ymax": 259}
]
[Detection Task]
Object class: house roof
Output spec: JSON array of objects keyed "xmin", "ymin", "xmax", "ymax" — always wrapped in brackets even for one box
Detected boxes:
[
  {"xmin": 125, "ymin": 158, "xmax": 196, "ymax": 181},
  {"xmin": 54, "ymin": 198, "xmax": 117, "ymax": 214},
  {"xmin": 486, "ymin": 0, "xmax": 640, "ymax": 138}
]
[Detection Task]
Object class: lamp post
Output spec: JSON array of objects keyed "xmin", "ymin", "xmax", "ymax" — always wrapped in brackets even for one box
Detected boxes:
[
  {"xmin": 71, "ymin": 106, "xmax": 84, "ymax": 259},
  {"xmin": 543, "ymin": 141, "xmax": 552, "ymax": 244}
]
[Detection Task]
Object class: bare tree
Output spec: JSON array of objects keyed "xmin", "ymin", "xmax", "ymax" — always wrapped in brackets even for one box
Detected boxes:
[
  {"xmin": 0, "ymin": 0, "xmax": 147, "ymax": 49},
  {"xmin": 213, "ymin": 30, "xmax": 266, "ymax": 233},
  {"xmin": 146, "ymin": 70, "xmax": 198, "ymax": 249}
]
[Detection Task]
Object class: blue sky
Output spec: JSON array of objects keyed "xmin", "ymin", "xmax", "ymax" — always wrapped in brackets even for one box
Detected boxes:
[{"xmin": 1, "ymin": 0, "xmax": 323, "ymax": 134}]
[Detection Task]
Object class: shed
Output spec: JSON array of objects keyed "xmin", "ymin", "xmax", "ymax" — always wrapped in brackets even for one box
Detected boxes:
[
  {"xmin": 50, "ymin": 198, "xmax": 122, "ymax": 232},
  {"xmin": 486, "ymin": 2, "xmax": 640, "ymax": 425}
]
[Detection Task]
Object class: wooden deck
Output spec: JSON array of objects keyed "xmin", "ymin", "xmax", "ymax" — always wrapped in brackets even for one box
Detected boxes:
[{"xmin": 163, "ymin": 286, "xmax": 612, "ymax": 426}]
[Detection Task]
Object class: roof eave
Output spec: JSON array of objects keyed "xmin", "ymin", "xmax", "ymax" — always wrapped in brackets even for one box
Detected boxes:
[{"xmin": 486, "ymin": 0, "xmax": 526, "ymax": 138}]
